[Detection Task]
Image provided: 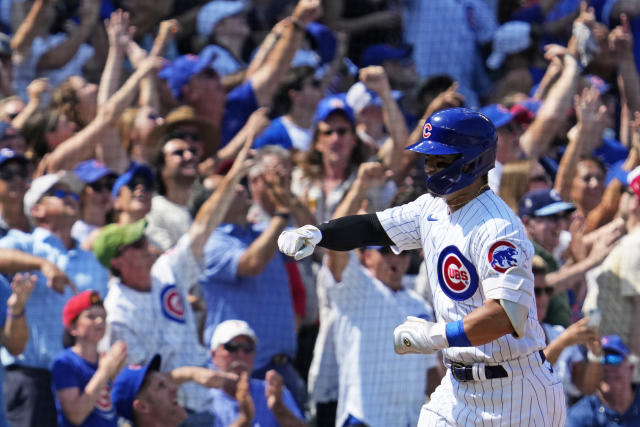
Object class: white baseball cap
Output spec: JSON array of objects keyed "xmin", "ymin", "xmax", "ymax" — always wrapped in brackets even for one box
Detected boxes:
[
  {"xmin": 23, "ymin": 171, "xmax": 83, "ymax": 218},
  {"xmin": 210, "ymin": 319, "xmax": 258, "ymax": 350},
  {"xmin": 486, "ymin": 21, "xmax": 531, "ymax": 70},
  {"xmin": 197, "ymin": 1, "xmax": 247, "ymax": 39}
]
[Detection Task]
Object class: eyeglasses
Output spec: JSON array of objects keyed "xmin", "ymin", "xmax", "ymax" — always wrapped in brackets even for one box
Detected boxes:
[
  {"xmin": 223, "ymin": 341, "xmax": 255, "ymax": 354},
  {"xmin": 126, "ymin": 176, "xmax": 154, "ymax": 191},
  {"xmin": 603, "ymin": 352, "xmax": 625, "ymax": 366},
  {"xmin": 88, "ymin": 177, "xmax": 115, "ymax": 193},
  {"xmin": 534, "ymin": 286, "xmax": 554, "ymax": 297},
  {"xmin": 48, "ymin": 189, "xmax": 79, "ymax": 202},
  {"xmin": 169, "ymin": 147, "xmax": 198, "ymax": 158},
  {"xmin": 166, "ymin": 130, "xmax": 202, "ymax": 142},
  {"xmin": 308, "ymin": 79, "xmax": 322, "ymax": 89},
  {"xmin": 0, "ymin": 166, "xmax": 28, "ymax": 181},
  {"xmin": 320, "ymin": 127, "xmax": 350, "ymax": 137}
]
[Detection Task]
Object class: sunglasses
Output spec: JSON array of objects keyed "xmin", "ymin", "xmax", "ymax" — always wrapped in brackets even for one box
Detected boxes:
[
  {"xmin": 166, "ymin": 130, "xmax": 202, "ymax": 143},
  {"xmin": 169, "ymin": 147, "xmax": 199, "ymax": 158},
  {"xmin": 534, "ymin": 286, "xmax": 554, "ymax": 297},
  {"xmin": 223, "ymin": 341, "xmax": 255, "ymax": 354},
  {"xmin": 126, "ymin": 176, "xmax": 154, "ymax": 191},
  {"xmin": 320, "ymin": 127, "xmax": 350, "ymax": 137},
  {"xmin": 603, "ymin": 352, "xmax": 625, "ymax": 366},
  {"xmin": 48, "ymin": 189, "xmax": 79, "ymax": 202},
  {"xmin": 0, "ymin": 166, "xmax": 28, "ymax": 181},
  {"xmin": 88, "ymin": 177, "xmax": 116, "ymax": 193}
]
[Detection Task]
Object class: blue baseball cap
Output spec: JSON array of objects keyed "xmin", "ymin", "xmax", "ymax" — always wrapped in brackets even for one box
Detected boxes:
[
  {"xmin": 601, "ymin": 335, "xmax": 630, "ymax": 356},
  {"xmin": 111, "ymin": 162, "xmax": 154, "ymax": 199},
  {"xmin": 73, "ymin": 159, "xmax": 116, "ymax": 184},
  {"xmin": 480, "ymin": 104, "xmax": 515, "ymax": 128},
  {"xmin": 306, "ymin": 22, "xmax": 337, "ymax": 65},
  {"xmin": 158, "ymin": 49, "xmax": 216, "ymax": 99},
  {"xmin": 0, "ymin": 147, "xmax": 26, "ymax": 167},
  {"xmin": 359, "ymin": 44, "xmax": 413, "ymax": 68},
  {"xmin": 112, "ymin": 354, "xmax": 161, "ymax": 420},
  {"xmin": 518, "ymin": 189, "xmax": 576, "ymax": 218},
  {"xmin": 313, "ymin": 95, "xmax": 354, "ymax": 124}
]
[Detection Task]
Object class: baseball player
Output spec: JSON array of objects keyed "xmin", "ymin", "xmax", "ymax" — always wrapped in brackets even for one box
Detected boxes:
[{"xmin": 279, "ymin": 108, "xmax": 566, "ymax": 426}]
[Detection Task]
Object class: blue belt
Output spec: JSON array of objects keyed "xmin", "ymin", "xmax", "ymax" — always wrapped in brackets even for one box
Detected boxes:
[{"xmin": 450, "ymin": 350, "xmax": 546, "ymax": 382}]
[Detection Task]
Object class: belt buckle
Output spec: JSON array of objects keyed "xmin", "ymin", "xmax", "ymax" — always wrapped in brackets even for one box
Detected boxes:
[{"xmin": 450, "ymin": 361, "xmax": 471, "ymax": 382}]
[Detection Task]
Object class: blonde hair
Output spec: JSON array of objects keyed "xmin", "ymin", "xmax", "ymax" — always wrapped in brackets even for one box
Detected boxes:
[{"xmin": 498, "ymin": 159, "xmax": 534, "ymax": 212}]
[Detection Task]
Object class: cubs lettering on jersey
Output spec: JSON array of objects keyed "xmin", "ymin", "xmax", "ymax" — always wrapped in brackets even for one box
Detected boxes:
[
  {"xmin": 487, "ymin": 240, "xmax": 520, "ymax": 273},
  {"xmin": 160, "ymin": 285, "xmax": 185, "ymax": 323},
  {"xmin": 437, "ymin": 246, "xmax": 479, "ymax": 301}
]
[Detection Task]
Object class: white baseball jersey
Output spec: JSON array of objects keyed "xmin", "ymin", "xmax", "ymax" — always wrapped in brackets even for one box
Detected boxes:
[
  {"xmin": 377, "ymin": 190, "xmax": 566, "ymax": 426},
  {"xmin": 377, "ymin": 189, "xmax": 546, "ymax": 364}
]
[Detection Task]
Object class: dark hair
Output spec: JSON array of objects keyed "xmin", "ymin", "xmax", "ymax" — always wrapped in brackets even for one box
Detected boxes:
[
  {"xmin": 578, "ymin": 154, "xmax": 607, "ymax": 175},
  {"xmin": 51, "ymin": 78, "xmax": 85, "ymax": 129},
  {"xmin": 62, "ymin": 328, "xmax": 76, "ymax": 348},
  {"xmin": 22, "ymin": 108, "xmax": 61, "ymax": 162},
  {"xmin": 270, "ymin": 66, "xmax": 316, "ymax": 117}
]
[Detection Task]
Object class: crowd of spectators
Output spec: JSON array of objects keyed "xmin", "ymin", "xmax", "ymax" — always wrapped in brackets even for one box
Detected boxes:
[{"xmin": 0, "ymin": 0, "xmax": 639, "ymax": 426}]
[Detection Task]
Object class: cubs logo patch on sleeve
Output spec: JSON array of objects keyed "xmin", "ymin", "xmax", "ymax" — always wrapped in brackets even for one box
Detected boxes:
[
  {"xmin": 437, "ymin": 246, "xmax": 479, "ymax": 301},
  {"xmin": 488, "ymin": 241, "xmax": 519, "ymax": 273},
  {"xmin": 160, "ymin": 285, "xmax": 186, "ymax": 323}
]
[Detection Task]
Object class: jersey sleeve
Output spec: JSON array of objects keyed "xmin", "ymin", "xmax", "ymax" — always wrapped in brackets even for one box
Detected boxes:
[
  {"xmin": 51, "ymin": 354, "xmax": 81, "ymax": 391},
  {"xmin": 161, "ymin": 235, "xmax": 203, "ymax": 293},
  {"xmin": 376, "ymin": 195, "xmax": 431, "ymax": 252},
  {"xmin": 474, "ymin": 219, "xmax": 535, "ymax": 307}
]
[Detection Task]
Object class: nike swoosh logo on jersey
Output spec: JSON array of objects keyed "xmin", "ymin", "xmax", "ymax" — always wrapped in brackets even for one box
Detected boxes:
[{"xmin": 427, "ymin": 214, "xmax": 438, "ymax": 221}]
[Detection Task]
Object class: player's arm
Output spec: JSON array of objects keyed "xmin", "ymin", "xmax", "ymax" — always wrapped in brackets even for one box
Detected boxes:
[
  {"xmin": 394, "ymin": 266, "xmax": 531, "ymax": 354},
  {"xmin": 277, "ymin": 214, "xmax": 394, "ymax": 261}
]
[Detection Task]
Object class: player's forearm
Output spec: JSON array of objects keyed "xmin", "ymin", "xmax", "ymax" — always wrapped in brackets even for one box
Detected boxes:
[
  {"xmin": 318, "ymin": 214, "xmax": 394, "ymax": 251},
  {"xmin": 462, "ymin": 299, "xmax": 515, "ymax": 346}
]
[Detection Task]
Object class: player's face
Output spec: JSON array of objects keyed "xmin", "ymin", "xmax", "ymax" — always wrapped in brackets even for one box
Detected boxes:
[
  {"xmin": 137, "ymin": 372, "xmax": 187, "ymax": 424},
  {"xmin": 364, "ymin": 248, "xmax": 411, "ymax": 290},
  {"xmin": 423, "ymin": 154, "xmax": 460, "ymax": 177},
  {"xmin": 212, "ymin": 335, "xmax": 256, "ymax": 375}
]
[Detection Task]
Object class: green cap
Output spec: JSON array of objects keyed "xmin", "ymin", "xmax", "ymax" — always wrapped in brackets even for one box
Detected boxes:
[{"xmin": 93, "ymin": 219, "xmax": 147, "ymax": 269}]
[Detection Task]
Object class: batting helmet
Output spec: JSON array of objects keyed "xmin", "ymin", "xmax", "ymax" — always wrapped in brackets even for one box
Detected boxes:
[{"xmin": 406, "ymin": 107, "xmax": 497, "ymax": 195}]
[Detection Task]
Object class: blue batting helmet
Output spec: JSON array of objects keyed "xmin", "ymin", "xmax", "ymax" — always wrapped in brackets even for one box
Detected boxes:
[{"xmin": 406, "ymin": 107, "xmax": 497, "ymax": 195}]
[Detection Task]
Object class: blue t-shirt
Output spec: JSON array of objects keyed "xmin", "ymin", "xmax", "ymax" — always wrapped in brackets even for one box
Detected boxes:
[
  {"xmin": 51, "ymin": 349, "xmax": 118, "ymax": 427},
  {"xmin": 221, "ymin": 81, "xmax": 258, "ymax": 147},
  {"xmin": 0, "ymin": 277, "xmax": 9, "ymax": 427},
  {"xmin": 566, "ymin": 385, "xmax": 640, "ymax": 426},
  {"xmin": 209, "ymin": 378, "xmax": 303, "ymax": 427}
]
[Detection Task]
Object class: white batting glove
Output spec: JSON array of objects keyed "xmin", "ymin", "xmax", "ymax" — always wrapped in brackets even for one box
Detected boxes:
[
  {"xmin": 393, "ymin": 316, "xmax": 448, "ymax": 355},
  {"xmin": 277, "ymin": 225, "xmax": 322, "ymax": 261}
]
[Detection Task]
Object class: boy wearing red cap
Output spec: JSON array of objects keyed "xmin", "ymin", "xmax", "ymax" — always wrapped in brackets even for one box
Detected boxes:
[{"xmin": 51, "ymin": 290, "xmax": 128, "ymax": 427}]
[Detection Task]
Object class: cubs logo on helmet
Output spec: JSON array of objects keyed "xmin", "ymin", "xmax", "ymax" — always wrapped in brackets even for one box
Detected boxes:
[
  {"xmin": 437, "ymin": 246, "xmax": 479, "ymax": 301},
  {"xmin": 488, "ymin": 241, "xmax": 519, "ymax": 273},
  {"xmin": 160, "ymin": 285, "xmax": 186, "ymax": 323},
  {"xmin": 423, "ymin": 122, "xmax": 432, "ymax": 139}
]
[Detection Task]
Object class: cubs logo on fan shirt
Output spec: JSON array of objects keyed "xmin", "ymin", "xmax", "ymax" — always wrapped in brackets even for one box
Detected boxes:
[
  {"xmin": 160, "ymin": 285, "xmax": 185, "ymax": 323},
  {"xmin": 437, "ymin": 246, "xmax": 478, "ymax": 301},
  {"xmin": 487, "ymin": 240, "xmax": 519, "ymax": 273},
  {"xmin": 95, "ymin": 384, "xmax": 114, "ymax": 414}
]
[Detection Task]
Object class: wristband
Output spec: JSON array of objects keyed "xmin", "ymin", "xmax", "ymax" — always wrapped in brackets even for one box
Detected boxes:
[
  {"xmin": 7, "ymin": 308, "xmax": 25, "ymax": 319},
  {"xmin": 445, "ymin": 319, "xmax": 472, "ymax": 347},
  {"xmin": 586, "ymin": 350, "xmax": 603, "ymax": 364}
]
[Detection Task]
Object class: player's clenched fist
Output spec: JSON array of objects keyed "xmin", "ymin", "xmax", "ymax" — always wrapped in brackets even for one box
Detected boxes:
[
  {"xmin": 393, "ymin": 316, "xmax": 448, "ymax": 355},
  {"xmin": 278, "ymin": 225, "xmax": 322, "ymax": 260}
]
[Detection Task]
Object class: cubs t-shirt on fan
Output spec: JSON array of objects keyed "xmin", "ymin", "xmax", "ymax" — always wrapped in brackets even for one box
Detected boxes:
[{"xmin": 51, "ymin": 349, "xmax": 117, "ymax": 427}]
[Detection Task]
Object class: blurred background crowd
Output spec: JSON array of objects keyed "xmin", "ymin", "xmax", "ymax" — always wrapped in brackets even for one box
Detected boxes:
[{"xmin": 0, "ymin": 0, "xmax": 639, "ymax": 426}]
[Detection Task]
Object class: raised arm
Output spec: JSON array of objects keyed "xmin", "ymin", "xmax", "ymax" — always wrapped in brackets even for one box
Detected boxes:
[
  {"xmin": 0, "ymin": 249, "xmax": 75, "ymax": 294},
  {"xmin": 36, "ymin": 0, "xmax": 99, "ymax": 72},
  {"xmin": 359, "ymin": 66, "xmax": 409, "ymax": 174},
  {"xmin": 10, "ymin": 0, "xmax": 50, "ymax": 62},
  {"xmin": 249, "ymin": 0, "xmax": 322, "ymax": 107},
  {"xmin": 188, "ymin": 124, "xmax": 255, "ymax": 262},
  {"xmin": 1, "ymin": 273, "xmax": 35, "ymax": 356},
  {"xmin": 326, "ymin": 162, "xmax": 389, "ymax": 281},
  {"xmin": 97, "ymin": 9, "xmax": 134, "ymax": 109}
]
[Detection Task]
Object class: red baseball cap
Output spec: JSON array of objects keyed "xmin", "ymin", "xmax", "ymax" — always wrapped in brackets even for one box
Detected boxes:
[{"xmin": 62, "ymin": 290, "xmax": 102, "ymax": 328}]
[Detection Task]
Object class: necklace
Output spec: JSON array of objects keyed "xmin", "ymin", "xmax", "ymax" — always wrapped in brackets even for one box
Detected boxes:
[{"xmin": 447, "ymin": 184, "xmax": 490, "ymax": 212}]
